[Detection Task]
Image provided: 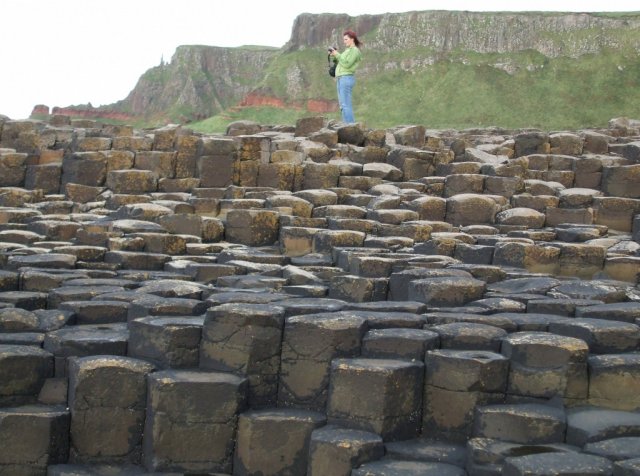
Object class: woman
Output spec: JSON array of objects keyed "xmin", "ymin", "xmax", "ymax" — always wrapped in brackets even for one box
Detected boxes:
[{"xmin": 329, "ymin": 30, "xmax": 362, "ymax": 123}]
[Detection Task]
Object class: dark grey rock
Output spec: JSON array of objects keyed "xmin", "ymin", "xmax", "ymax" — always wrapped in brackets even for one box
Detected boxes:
[
  {"xmin": 278, "ymin": 311, "xmax": 367, "ymax": 411},
  {"xmin": 327, "ymin": 358, "xmax": 424, "ymax": 441},
  {"xmin": 200, "ymin": 303, "xmax": 285, "ymax": 407},
  {"xmin": 0, "ymin": 404, "xmax": 70, "ymax": 473},
  {"xmin": 549, "ymin": 318, "xmax": 640, "ymax": 354},
  {"xmin": 584, "ymin": 436, "xmax": 640, "ymax": 462},
  {"xmin": 430, "ymin": 322, "xmax": 507, "ymax": 352},
  {"xmin": 566, "ymin": 407, "xmax": 640, "ymax": 447},
  {"xmin": 128, "ymin": 316, "xmax": 204, "ymax": 369},
  {"xmin": 43, "ymin": 323, "xmax": 129, "ymax": 376},
  {"xmin": 68, "ymin": 356, "xmax": 155, "ymax": 464},
  {"xmin": 474, "ymin": 403, "xmax": 567, "ymax": 444},
  {"xmin": 0, "ymin": 344, "xmax": 53, "ymax": 406},
  {"xmin": 143, "ymin": 370, "xmax": 247, "ymax": 473},
  {"xmin": 384, "ymin": 438, "xmax": 467, "ymax": 467},
  {"xmin": 234, "ymin": 408, "xmax": 326, "ymax": 476},
  {"xmin": 307, "ymin": 425, "xmax": 384, "ymax": 476},
  {"xmin": 352, "ymin": 458, "xmax": 466, "ymax": 476},
  {"xmin": 362, "ymin": 328, "xmax": 439, "ymax": 361},
  {"xmin": 502, "ymin": 452, "xmax": 613, "ymax": 476}
]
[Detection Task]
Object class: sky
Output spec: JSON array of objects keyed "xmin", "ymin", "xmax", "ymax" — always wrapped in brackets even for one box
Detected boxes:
[{"xmin": 2, "ymin": 0, "xmax": 638, "ymax": 120}]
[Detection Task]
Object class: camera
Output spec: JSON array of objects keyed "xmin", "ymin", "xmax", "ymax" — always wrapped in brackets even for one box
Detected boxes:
[{"xmin": 328, "ymin": 46, "xmax": 336, "ymax": 52}]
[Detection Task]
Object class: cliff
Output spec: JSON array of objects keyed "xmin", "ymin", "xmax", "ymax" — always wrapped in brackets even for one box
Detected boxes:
[{"xmin": 37, "ymin": 11, "xmax": 640, "ymax": 129}]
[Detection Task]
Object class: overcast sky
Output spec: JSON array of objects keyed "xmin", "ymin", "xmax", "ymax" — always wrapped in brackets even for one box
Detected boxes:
[{"xmin": 2, "ymin": 0, "xmax": 638, "ymax": 120}]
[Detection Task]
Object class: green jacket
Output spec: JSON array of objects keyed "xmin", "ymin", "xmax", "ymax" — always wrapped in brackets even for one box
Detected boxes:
[{"xmin": 335, "ymin": 46, "xmax": 362, "ymax": 77}]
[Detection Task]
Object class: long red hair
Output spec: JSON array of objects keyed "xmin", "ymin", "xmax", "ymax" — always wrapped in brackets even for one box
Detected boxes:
[{"xmin": 343, "ymin": 30, "xmax": 362, "ymax": 48}]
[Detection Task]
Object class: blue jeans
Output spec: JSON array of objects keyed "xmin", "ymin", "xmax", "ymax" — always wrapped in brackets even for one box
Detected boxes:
[{"xmin": 337, "ymin": 74, "xmax": 356, "ymax": 123}]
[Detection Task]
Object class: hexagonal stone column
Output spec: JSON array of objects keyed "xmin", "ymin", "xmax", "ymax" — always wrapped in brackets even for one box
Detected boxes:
[
  {"xmin": 307, "ymin": 425, "xmax": 384, "ymax": 476},
  {"xmin": 353, "ymin": 459, "xmax": 466, "ymax": 476},
  {"xmin": 502, "ymin": 452, "xmax": 613, "ymax": 476},
  {"xmin": 225, "ymin": 209, "xmax": 280, "ymax": 246},
  {"xmin": 424, "ymin": 349, "xmax": 508, "ymax": 441},
  {"xmin": 199, "ymin": 303, "xmax": 285, "ymax": 408},
  {"xmin": 362, "ymin": 328, "xmax": 439, "ymax": 361},
  {"xmin": 43, "ymin": 323, "xmax": 129, "ymax": 376},
  {"xmin": 128, "ymin": 316, "xmax": 203, "ymax": 369},
  {"xmin": 473, "ymin": 403, "xmax": 566, "ymax": 444},
  {"xmin": 234, "ymin": 408, "xmax": 326, "ymax": 476},
  {"xmin": 548, "ymin": 318, "xmax": 640, "ymax": 354},
  {"xmin": 278, "ymin": 311, "xmax": 367, "ymax": 411},
  {"xmin": 0, "ymin": 344, "xmax": 53, "ymax": 406},
  {"xmin": 408, "ymin": 275, "xmax": 486, "ymax": 307},
  {"xmin": 143, "ymin": 370, "xmax": 247, "ymax": 473},
  {"xmin": 0, "ymin": 405, "xmax": 69, "ymax": 474},
  {"xmin": 588, "ymin": 353, "xmax": 640, "ymax": 411},
  {"xmin": 501, "ymin": 332, "xmax": 589, "ymax": 403},
  {"xmin": 327, "ymin": 358, "xmax": 424, "ymax": 441},
  {"xmin": 566, "ymin": 407, "xmax": 640, "ymax": 447},
  {"xmin": 68, "ymin": 356, "xmax": 155, "ymax": 464}
]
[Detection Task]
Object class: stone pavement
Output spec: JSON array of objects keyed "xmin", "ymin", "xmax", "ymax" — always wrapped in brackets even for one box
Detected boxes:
[{"xmin": 0, "ymin": 114, "xmax": 639, "ymax": 475}]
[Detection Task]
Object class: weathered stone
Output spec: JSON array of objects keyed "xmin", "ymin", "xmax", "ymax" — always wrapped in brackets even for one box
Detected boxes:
[
  {"xmin": 353, "ymin": 459, "xmax": 466, "ymax": 475},
  {"xmin": 62, "ymin": 152, "xmax": 106, "ymax": 187},
  {"xmin": 143, "ymin": 370, "xmax": 247, "ymax": 473},
  {"xmin": 362, "ymin": 328, "xmax": 439, "ymax": 361},
  {"xmin": 588, "ymin": 354, "xmax": 640, "ymax": 411},
  {"xmin": 408, "ymin": 275, "xmax": 486, "ymax": 307},
  {"xmin": 329, "ymin": 275, "xmax": 388, "ymax": 302},
  {"xmin": 106, "ymin": 169, "xmax": 158, "ymax": 193},
  {"xmin": 575, "ymin": 302, "xmax": 640, "ymax": 324},
  {"xmin": 278, "ymin": 311, "xmax": 366, "ymax": 411},
  {"xmin": 313, "ymin": 229, "xmax": 365, "ymax": 253},
  {"xmin": 566, "ymin": 407, "xmax": 640, "ymax": 447},
  {"xmin": 496, "ymin": 207, "xmax": 546, "ymax": 228},
  {"xmin": 295, "ymin": 116, "xmax": 327, "ymax": 136},
  {"xmin": 302, "ymin": 162, "xmax": 340, "ymax": 189},
  {"xmin": 474, "ymin": 403, "xmax": 566, "ymax": 444},
  {"xmin": 384, "ymin": 438, "xmax": 466, "ymax": 467},
  {"xmin": 501, "ymin": 331, "xmax": 589, "ymax": 401},
  {"xmin": 602, "ymin": 165, "xmax": 640, "ymax": 198},
  {"xmin": 307, "ymin": 426, "xmax": 384, "ymax": 476},
  {"xmin": 444, "ymin": 174, "xmax": 485, "ymax": 197},
  {"xmin": 68, "ymin": 356, "xmax": 155, "ymax": 464},
  {"xmin": 445, "ymin": 193, "xmax": 500, "ymax": 226},
  {"xmin": 549, "ymin": 318, "xmax": 640, "ymax": 354},
  {"xmin": 389, "ymin": 268, "xmax": 469, "ymax": 301},
  {"xmin": 502, "ymin": 452, "xmax": 612, "ymax": 476},
  {"xmin": 0, "ymin": 344, "xmax": 53, "ymax": 406},
  {"xmin": 393, "ymin": 125, "xmax": 426, "ymax": 148},
  {"xmin": 328, "ymin": 358, "xmax": 424, "ymax": 441},
  {"xmin": 43, "ymin": 323, "xmax": 129, "ymax": 376},
  {"xmin": 430, "ymin": 322, "xmax": 507, "ymax": 352},
  {"xmin": 225, "ymin": 209, "xmax": 279, "ymax": 246},
  {"xmin": 0, "ymin": 405, "xmax": 70, "ymax": 474},
  {"xmin": 128, "ymin": 316, "xmax": 203, "ymax": 369},
  {"xmin": 234, "ymin": 408, "xmax": 326, "ymax": 476},
  {"xmin": 426, "ymin": 349, "xmax": 509, "ymax": 393},
  {"xmin": 584, "ymin": 436, "xmax": 640, "ymax": 463},
  {"xmin": 58, "ymin": 300, "xmax": 129, "ymax": 325},
  {"xmin": 200, "ymin": 303, "xmax": 285, "ymax": 407},
  {"xmin": 0, "ymin": 307, "xmax": 40, "ymax": 332}
]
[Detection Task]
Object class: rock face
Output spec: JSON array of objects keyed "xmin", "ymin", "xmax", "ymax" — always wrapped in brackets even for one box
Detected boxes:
[
  {"xmin": 287, "ymin": 11, "xmax": 640, "ymax": 56},
  {"xmin": 0, "ymin": 114, "xmax": 640, "ymax": 474}
]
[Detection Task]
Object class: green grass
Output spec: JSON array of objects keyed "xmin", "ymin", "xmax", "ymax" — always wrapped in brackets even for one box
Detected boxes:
[{"xmin": 191, "ymin": 48, "xmax": 640, "ymax": 133}]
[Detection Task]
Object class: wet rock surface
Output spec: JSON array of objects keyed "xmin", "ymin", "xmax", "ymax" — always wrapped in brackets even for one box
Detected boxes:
[{"xmin": 0, "ymin": 115, "xmax": 639, "ymax": 474}]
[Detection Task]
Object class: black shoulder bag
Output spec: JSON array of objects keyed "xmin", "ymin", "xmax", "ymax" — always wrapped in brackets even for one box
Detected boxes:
[{"xmin": 328, "ymin": 54, "xmax": 337, "ymax": 77}]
